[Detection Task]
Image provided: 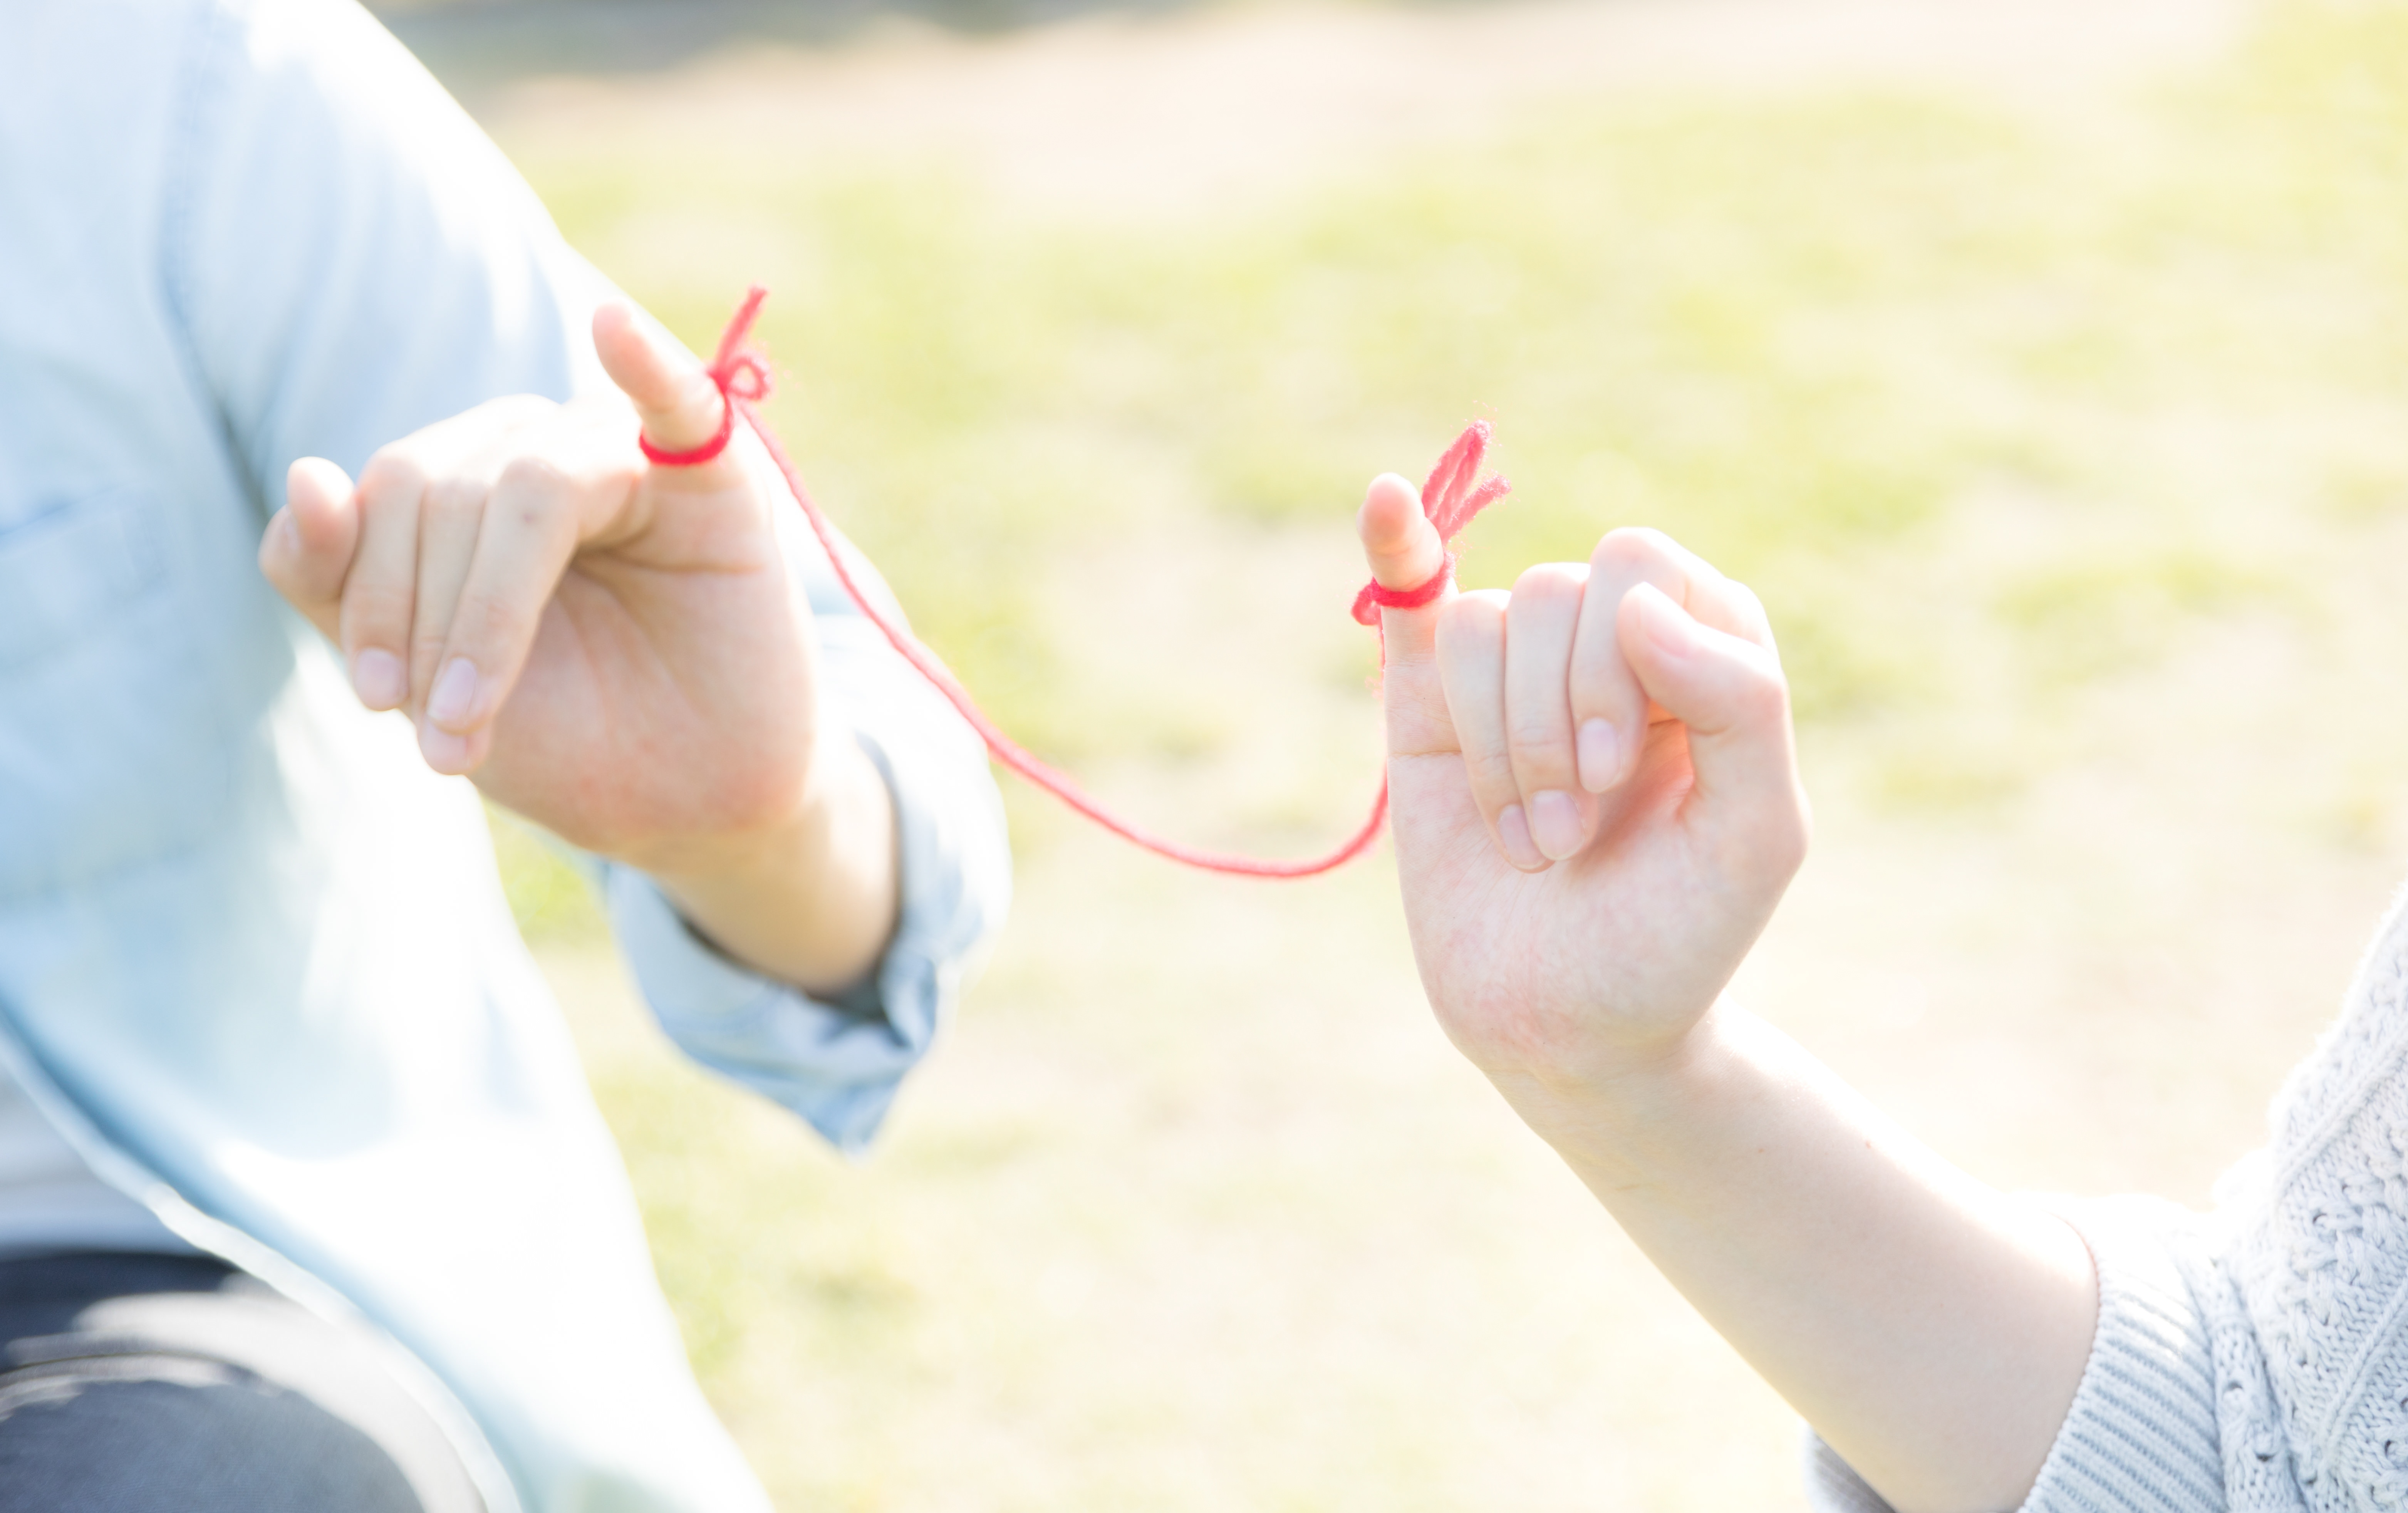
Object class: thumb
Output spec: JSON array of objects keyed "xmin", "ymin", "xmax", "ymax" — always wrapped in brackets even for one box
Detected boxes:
[
  {"xmin": 259, "ymin": 456, "xmax": 360, "ymax": 642},
  {"xmin": 593, "ymin": 300, "xmax": 738, "ymax": 476},
  {"xmin": 1619, "ymin": 581, "xmax": 1803, "ymax": 841},
  {"xmin": 1356, "ymin": 471, "xmax": 1457, "ymax": 757}
]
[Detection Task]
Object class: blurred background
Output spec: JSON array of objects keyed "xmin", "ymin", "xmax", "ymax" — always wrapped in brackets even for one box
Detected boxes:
[{"xmin": 380, "ymin": 0, "xmax": 2408, "ymax": 1506}]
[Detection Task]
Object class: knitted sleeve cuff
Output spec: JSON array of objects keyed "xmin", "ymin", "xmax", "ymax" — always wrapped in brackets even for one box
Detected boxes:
[
  {"xmin": 1803, "ymin": 1196, "xmax": 2226, "ymax": 1513},
  {"xmin": 1800, "ymin": 1431, "xmax": 1899, "ymax": 1513}
]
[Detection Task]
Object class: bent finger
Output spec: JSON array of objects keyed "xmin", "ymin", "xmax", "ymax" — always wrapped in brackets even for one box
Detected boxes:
[
  {"xmin": 1504, "ymin": 562, "xmax": 1597, "ymax": 862},
  {"xmin": 416, "ymin": 455, "xmax": 588, "ymax": 775},
  {"xmin": 1619, "ymin": 581, "xmax": 1806, "ymax": 867},
  {"xmin": 407, "ymin": 473, "xmax": 489, "ymax": 716},
  {"xmin": 341, "ymin": 451, "xmax": 427, "ymax": 712},
  {"xmin": 1571, "ymin": 528, "xmax": 1706, "ymax": 793},
  {"xmin": 1571, "ymin": 528, "xmax": 1778, "ymax": 792},
  {"xmin": 1438, "ymin": 590, "xmax": 1547, "ymax": 871}
]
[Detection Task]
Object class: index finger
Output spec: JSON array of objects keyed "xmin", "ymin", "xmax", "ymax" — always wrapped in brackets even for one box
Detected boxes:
[
  {"xmin": 1569, "ymin": 528, "xmax": 1770, "ymax": 792},
  {"xmin": 418, "ymin": 414, "xmax": 638, "ymax": 774}
]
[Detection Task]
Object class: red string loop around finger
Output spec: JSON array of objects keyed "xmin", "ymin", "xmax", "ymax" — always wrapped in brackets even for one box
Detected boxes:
[
  {"xmin": 639, "ymin": 398, "xmax": 738, "ymax": 467},
  {"xmin": 673, "ymin": 284, "xmax": 1509, "ymax": 877},
  {"xmin": 639, "ymin": 287, "xmax": 775, "ymax": 467},
  {"xmin": 1346, "ymin": 421, "xmax": 1508, "ymax": 626},
  {"xmin": 1351, "ymin": 553, "xmax": 1456, "ymax": 627}
]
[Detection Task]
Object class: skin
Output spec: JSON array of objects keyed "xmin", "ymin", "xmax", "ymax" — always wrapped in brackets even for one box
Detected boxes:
[
  {"xmin": 1355, "ymin": 473, "xmax": 2098, "ymax": 1513},
  {"xmin": 258, "ymin": 302, "xmax": 898, "ymax": 998}
]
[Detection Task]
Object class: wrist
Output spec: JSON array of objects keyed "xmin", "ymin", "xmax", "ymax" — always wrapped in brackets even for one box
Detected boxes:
[
  {"xmin": 1484, "ymin": 1003, "xmax": 1742, "ymax": 1189},
  {"xmin": 631, "ymin": 729, "xmax": 901, "ymax": 996},
  {"xmin": 624, "ymin": 756, "xmax": 838, "ymax": 887}
]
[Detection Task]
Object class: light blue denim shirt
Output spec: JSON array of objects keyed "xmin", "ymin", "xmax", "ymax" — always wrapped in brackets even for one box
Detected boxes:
[{"xmin": 0, "ymin": 1, "xmax": 1011, "ymax": 1508}]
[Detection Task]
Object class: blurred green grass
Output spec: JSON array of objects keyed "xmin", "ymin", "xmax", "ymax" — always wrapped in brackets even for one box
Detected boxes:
[
  {"xmin": 488, "ymin": 806, "xmax": 609, "ymax": 942},
  {"xmin": 507, "ymin": 1, "xmax": 2408, "ymax": 775},
  {"xmin": 479, "ymin": 3, "xmax": 2408, "ymax": 1508}
]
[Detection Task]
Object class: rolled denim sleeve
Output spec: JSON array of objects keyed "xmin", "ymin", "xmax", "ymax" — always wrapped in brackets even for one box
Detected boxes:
[
  {"xmin": 604, "ymin": 508, "xmax": 1012, "ymax": 1154},
  {"xmin": 167, "ymin": 0, "xmax": 1010, "ymax": 1149}
]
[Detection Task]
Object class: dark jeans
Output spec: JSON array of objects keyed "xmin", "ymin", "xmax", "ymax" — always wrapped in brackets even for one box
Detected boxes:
[{"xmin": 0, "ymin": 1251, "xmax": 484, "ymax": 1513}]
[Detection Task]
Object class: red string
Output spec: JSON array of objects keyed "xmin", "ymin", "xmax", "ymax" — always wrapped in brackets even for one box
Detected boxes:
[
  {"xmin": 649, "ymin": 285, "xmax": 1509, "ymax": 878},
  {"xmin": 639, "ymin": 288, "xmax": 773, "ymax": 466}
]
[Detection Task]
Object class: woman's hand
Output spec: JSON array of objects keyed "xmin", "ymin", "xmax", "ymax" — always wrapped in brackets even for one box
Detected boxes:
[
  {"xmin": 1357, "ymin": 474, "xmax": 1811, "ymax": 1124},
  {"xmin": 1360, "ymin": 475, "xmax": 2095, "ymax": 1513}
]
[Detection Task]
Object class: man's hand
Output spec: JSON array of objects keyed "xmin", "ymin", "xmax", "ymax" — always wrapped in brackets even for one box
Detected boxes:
[
  {"xmin": 260, "ymin": 303, "xmax": 898, "ymax": 994},
  {"xmin": 1357, "ymin": 473, "xmax": 1810, "ymax": 1120}
]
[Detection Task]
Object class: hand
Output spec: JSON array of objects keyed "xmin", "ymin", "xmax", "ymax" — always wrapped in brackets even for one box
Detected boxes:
[
  {"xmin": 1361, "ymin": 481, "xmax": 2099, "ymax": 1513},
  {"xmin": 1357, "ymin": 475, "xmax": 1811, "ymax": 1124},
  {"xmin": 260, "ymin": 302, "xmax": 897, "ymax": 991}
]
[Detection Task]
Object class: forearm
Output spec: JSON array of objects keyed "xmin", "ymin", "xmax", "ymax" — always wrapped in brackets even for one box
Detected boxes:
[
  {"xmin": 1516, "ymin": 1004, "xmax": 2096, "ymax": 1513},
  {"xmin": 634, "ymin": 730, "xmax": 900, "ymax": 997}
]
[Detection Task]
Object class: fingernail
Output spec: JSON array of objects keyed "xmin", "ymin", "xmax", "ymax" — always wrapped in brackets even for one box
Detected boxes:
[
  {"xmin": 419, "ymin": 720, "xmax": 471, "ymax": 773},
  {"xmin": 1496, "ymin": 805, "xmax": 1548, "ymax": 871},
  {"xmin": 352, "ymin": 649, "xmax": 406, "ymax": 710},
  {"xmin": 1578, "ymin": 719, "xmax": 1621, "ymax": 793},
  {"xmin": 1529, "ymin": 789, "xmax": 1588, "ymax": 861},
  {"xmin": 428, "ymin": 658, "xmax": 480, "ymax": 730},
  {"xmin": 270, "ymin": 511, "xmax": 298, "ymax": 558}
]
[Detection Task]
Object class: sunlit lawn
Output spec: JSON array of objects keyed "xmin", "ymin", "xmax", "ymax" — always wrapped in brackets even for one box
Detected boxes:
[{"xmin": 478, "ymin": 4, "xmax": 2408, "ymax": 1507}]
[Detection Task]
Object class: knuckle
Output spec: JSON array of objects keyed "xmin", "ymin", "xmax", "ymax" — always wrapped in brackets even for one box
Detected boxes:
[
  {"xmin": 518, "ymin": 498, "xmax": 568, "ymax": 542},
  {"xmin": 1462, "ymin": 745, "xmax": 1519, "ymax": 797},
  {"xmin": 1744, "ymin": 796, "xmax": 1811, "ymax": 882},
  {"xmin": 1732, "ymin": 656, "xmax": 1792, "ymax": 725},
  {"xmin": 423, "ymin": 475, "xmax": 485, "ymax": 524},
  {"xmin": 1717, "ymin": 800, "xmax": 1809, "ymax": 886},
  {"xmin": 1506, "ymin": 725, "xmax": 1570, "ymax": 775},
  {"xmin": 410, "ymin": 612, "xmax": 453, "ymax": 662},
  {"xmin": 1511, "ymin": 561, "xmax": 1586, "ymax": 604},
  {"xmin": 1590, "ymin": 525, "xmax": 1673, "ymax": 575},
  {"xmin": 342, "ymin": 580, "xmax": 414, "ymax": 645},
  {"xmin": 355, "ymin": 451, "xmax": 426, "ymax": 506},
  {"xmin": 1436, "ymin": 592, "xmax": 1506, "ymax": 652},
  {"xmin": 1566, "ymin": 680, "xmax": 1629, "ymax": 721},
  {"xmin": 497, "ymin": 452, "xmax": 572, "ymax": 497}
]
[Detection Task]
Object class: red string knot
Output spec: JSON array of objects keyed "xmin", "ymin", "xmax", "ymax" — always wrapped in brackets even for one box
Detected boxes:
[
  {"xmin": 639, "ymin": 285, "xmax": 774, "ymax": 468},
  {"xmin": 1350, "ymin": 419, "xmax": 1509, "ymax": 627}
]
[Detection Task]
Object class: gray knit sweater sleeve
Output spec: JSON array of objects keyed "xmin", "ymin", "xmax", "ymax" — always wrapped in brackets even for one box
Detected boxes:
[{"xmin": 1805, "ymin": 885, "xmax": 2408, "ymax": 1513}]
